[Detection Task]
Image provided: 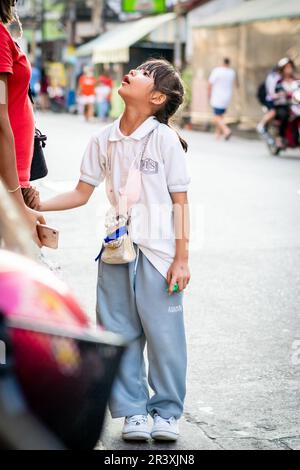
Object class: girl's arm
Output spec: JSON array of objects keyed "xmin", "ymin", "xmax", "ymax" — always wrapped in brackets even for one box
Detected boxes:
[
  {"xmin": 167, "ymin": 192, "xmax": 191, "ymax": 294},
  {"xmin": 39, "ymin": 181, "xmax": 95, "ymax": 212}
]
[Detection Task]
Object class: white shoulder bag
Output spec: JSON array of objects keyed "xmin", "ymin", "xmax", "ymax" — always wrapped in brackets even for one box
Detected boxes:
[{"xmin": 96, "ymin": 131, "xmax": 153, "ymax": 265}]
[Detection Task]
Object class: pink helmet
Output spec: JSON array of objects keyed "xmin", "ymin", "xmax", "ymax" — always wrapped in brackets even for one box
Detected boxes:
[{"xmin": 0, "ymin": 250, "xmax": 124, "ymax": 450}]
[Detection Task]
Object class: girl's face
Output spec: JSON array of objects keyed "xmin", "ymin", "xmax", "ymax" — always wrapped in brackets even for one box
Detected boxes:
[{"xmin": 118, "ymin": 68, "xmax": 166, "ymax": 108}]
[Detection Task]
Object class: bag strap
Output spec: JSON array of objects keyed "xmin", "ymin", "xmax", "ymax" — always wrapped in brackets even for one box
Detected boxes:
[{"xmin": 137, "ymin": 130, "xmax": 153, "ymax": 167}]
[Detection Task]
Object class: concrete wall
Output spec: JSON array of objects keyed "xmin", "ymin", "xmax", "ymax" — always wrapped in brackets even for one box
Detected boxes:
[
  {"xmin": 186, "ymin": 0, "xmax": 244, "ymax": 61},
  {"xmin": 191, "ymin": 18, "xmax": 300, "ymax": 128}
]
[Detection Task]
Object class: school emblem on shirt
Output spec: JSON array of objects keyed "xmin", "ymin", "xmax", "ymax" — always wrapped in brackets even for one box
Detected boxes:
[{"xmin": 140, "ymin": 158, "xmax": 158, "ymax": 175}]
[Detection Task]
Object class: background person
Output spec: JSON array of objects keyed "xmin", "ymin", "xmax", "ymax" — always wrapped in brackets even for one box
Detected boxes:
[
  {"xmin": 30, "ymin": 63, "xmax": 41, "ymax": 99},
  {"xmin": 95, "ymin": 77, "xmax": 111, "ymax": 121},
  {"xmin": 40, "ymin": 67, "xmax": 50, "ymax": 111},
  {"xmin": 257, "ymin": 65, "xmax": 281, "ymax": 135},
  {"xmin": 273, "ymin": 58, "xmax": 298, "ymax": 148},
  {"xmin": 208, "ymin": 58, "xmax": 236, "ymax": 140},
  {"xmin": 77, "ymin": 66, "xmax": 96, "ymax": 122}
]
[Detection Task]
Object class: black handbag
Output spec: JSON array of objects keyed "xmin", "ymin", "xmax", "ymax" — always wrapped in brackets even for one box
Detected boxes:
[
  {"xmin": 30, "ymin": 129, "xmax": 48, "ymax": 182},
  {"xmin": 28, "ymin": 87, "xmax": 48, "ymax": 182}
]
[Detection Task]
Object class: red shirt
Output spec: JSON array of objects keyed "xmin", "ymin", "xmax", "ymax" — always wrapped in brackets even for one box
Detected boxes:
[
  {"xmin": 79, "ymin": 75, "xmax": 96, "ymax": 96},
  {"xmin": 0, "ymin": 23, "xmax": 35, "ymax": 188}
]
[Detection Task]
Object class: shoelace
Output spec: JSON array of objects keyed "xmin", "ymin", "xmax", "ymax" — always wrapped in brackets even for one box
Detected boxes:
[{"xmin": 126, "ymin": 415, "xmax": 148, "ymax": 425}]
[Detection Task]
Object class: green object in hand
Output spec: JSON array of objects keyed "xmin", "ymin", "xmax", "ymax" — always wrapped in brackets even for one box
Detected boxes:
[{"xmin": 167, "ymin": 283, "xmax": 179, "ymax": 293}]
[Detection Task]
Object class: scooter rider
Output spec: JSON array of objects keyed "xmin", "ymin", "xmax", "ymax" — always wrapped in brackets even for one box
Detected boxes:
[
  {"xmin": 257, "ymin": 66, "xmax": 280, "ymax": 135},
  {"xmin": 273, "ymin": 58, "xmax": 298, "ymax": 148}
]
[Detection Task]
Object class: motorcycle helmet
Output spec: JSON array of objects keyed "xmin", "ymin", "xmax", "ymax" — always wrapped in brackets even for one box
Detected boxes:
[
  {"xmin": 0, "ymin": 250, "xmax": 125, "ymax": 450},
  {"xmin": 277, "ymin": 57, "xmax": 295, "ymax": 72}
]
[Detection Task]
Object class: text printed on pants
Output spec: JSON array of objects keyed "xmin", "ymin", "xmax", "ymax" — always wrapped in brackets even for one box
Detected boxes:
[{"xmin": 168, "ymin": 305, "xmax": 183, "ymax": 313}]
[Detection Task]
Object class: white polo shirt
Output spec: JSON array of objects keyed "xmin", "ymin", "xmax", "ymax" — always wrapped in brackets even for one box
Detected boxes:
[{"xmin": 80, "ymin": 116, "xmax": 190, "ymax": 279}]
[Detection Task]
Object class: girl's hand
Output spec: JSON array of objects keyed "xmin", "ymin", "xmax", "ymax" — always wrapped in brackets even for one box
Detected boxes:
[
  {"xmin": 25, "ymin": 207, "xmax": 46, "ymax": 247},
  {"xmin": 167, "ymin": 258, "xmax": 191, "ymax": 295},
  {"xmin": 22, "ymin": 187, "xmax": 40, "ymax": 210}
]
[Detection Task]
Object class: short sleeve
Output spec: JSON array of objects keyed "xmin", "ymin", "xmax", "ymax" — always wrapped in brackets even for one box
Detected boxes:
[
  {"xmin": 0, "ymin": 27, "xmax": 13, "ymax": 74},
  {"xmin": 161, "ymin": 128, "xmax": 191, "ymax": 193},
  {"xmin": 80, "ymin": 135, "xmax": 106, "ymax": 187}
]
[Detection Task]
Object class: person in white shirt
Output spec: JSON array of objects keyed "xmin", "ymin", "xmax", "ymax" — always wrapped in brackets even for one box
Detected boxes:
[
  {"xmin": 39, "ymin": 59, "xmax": 191, "ymax": 443},
  {"xmin": 208, "ymin": 58, "xmax": 236, "ymax": 140}
]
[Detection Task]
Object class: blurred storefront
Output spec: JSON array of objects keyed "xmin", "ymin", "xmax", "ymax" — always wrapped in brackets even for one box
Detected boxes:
[
  {"xmin": 76, "ymin": 12, "xmax": 184, "ymax": 118},
  {"xmin": 76, "ymin": 12, "xmax": 183, "ymax": 77},
  {"xmin": 191, "ymin": 0, "xmax": 300, "ymax": 129}
]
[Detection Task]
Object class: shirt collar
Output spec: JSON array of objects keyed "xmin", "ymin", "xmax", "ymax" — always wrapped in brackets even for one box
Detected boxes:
[{"xmin": 109, "ymin": 116, "xmax": 158, "ymax": 142}]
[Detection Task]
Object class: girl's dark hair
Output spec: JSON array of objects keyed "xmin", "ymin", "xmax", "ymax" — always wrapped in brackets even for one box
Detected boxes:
[
  {"xmin": 137, "ymin": 59, "xmax": 188, "ymax": 152},
  {"xmin": 0, "ymin": 0, "xmax": 14, "ymax": 24}
]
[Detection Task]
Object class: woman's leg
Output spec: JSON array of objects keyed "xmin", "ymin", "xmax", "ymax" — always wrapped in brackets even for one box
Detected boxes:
[
  {"xmin": 103, "ymin": 101, "xmax": 110, "ymax": 119},
  {"xmin": 96, "ymin": 102, "xmax": 101, "ymax": 118},
  {"xmin": 214, "ymin": 121, "xmax": 222, "ymax": 140},
  {"xmin": 96, "ymin": 260, "xmax": 149, "ymax": 418},
  {"xmin": 275, "ymin": 106, "xmax": 289, "ymax": 147},
  {"xmin": 135, "ymin": 253, "xmax": 187, "ymax": 420},
  {"xmin": 261, "ymin": 109, "xmax": 276, "ymax": 128},
  {"xmin": 97, "ymin": 101, "xmax": 107, "ymax": 120},
  {"xmin": 87, "ymin": 103, "xmax": 94, "ymax": 121},
  {"xmin": 83, "ymin": 103, "xmax": 88, "ymax": 120}
]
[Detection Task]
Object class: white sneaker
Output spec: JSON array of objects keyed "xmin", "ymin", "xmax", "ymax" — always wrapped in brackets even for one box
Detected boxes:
[
  {"xmin": 256, "ymin": 123, "xmax": 267, "ymax": 135},
  {"xmin": 122, "ymin": 415, "xmax": 150, "ymax": 441},
  {"xmin": 151, "ymin": 414, "xmax": 179, "ymax": 441}
]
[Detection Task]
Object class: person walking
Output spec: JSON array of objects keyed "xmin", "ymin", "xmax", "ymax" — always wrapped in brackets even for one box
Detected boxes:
[
  {"xmin": 30, "ymin": 64, "xmax": 41, "ymax": 99},
  {"xmin": 0, "ymin": 0, "xmax": 45, "ymax": 245},
  {"xmin": 95, "ymin": 76, "xmax": 111, "ymax": 121},
  {"xmin": 208, "ymin": 58, "xmax": 236, "ymax": 140},
  {"xmin": 39, "ymin": 59, "xmax": 191, "ymax": 442},
  {"xmin": 273, "ymin": 58, "xmax": 298, "ymax": 148},
  {"xmin": 256, "ymin": 66, "xmax": 281, "ymax": 135},
  {"xmin": 40, "ymin": 67, "xmax": 50, "ymax": 111},
  {"xmin": 77, "ymin": 66, "xmax": 96, "ymax": 122}
]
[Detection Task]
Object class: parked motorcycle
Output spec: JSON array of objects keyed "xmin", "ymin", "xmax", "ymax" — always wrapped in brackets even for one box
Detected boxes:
[{"xmin": 0, "ymin": 183, "xmax": 126, "ymax": 450}]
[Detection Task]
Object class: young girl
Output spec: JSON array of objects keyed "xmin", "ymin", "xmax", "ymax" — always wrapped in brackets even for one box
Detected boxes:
[{"xmin": 40, "ymin": 59, "xmax": 191, "ymax": 442}]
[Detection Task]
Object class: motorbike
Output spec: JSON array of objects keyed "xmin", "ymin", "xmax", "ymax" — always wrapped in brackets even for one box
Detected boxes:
[
  {"xmin": 0, "ymin": 183, "xmax": 126, "ymax": 450},
  {"xmin": 264, "ymin": 82, "xmax": 300, "ymax": 156}
]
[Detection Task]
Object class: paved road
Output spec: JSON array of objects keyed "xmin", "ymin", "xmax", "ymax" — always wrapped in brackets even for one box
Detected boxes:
[{"xmin": 37, "ymin": 112, "xmax": 300, "ymax": 450}]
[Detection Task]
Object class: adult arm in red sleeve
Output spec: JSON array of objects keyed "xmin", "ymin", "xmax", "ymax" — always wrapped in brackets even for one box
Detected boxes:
[
  {"xmin": 0, "ymin": 24, "xmax": 14, "ymax": 74},
  {"xmin": 0, "ymin": 73, "xmax": 46, "ymax": 245}
]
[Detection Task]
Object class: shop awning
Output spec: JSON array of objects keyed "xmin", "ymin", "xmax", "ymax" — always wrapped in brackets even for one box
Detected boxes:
[
  {"xmin": 76, "ymin": 13, "xmax": 176, "ymax": 63},
  {"xmin": 193, "ymin": 0, "xmax": 300, "ymax": 28}
]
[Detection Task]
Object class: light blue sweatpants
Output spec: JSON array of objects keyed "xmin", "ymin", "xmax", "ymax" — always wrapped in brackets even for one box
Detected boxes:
[{"xmin": 96, "ymin": 248, "xmax": 187, "ymax": 420}]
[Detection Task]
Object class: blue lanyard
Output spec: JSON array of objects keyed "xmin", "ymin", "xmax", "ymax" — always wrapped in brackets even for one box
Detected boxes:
[
  {"xmin": 95, "ymin": 225, "xmax": 128, "ymax": 262},
  {"xmin": 104, "ymin": 225, "xmax": 128, "ymax": 244}
]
